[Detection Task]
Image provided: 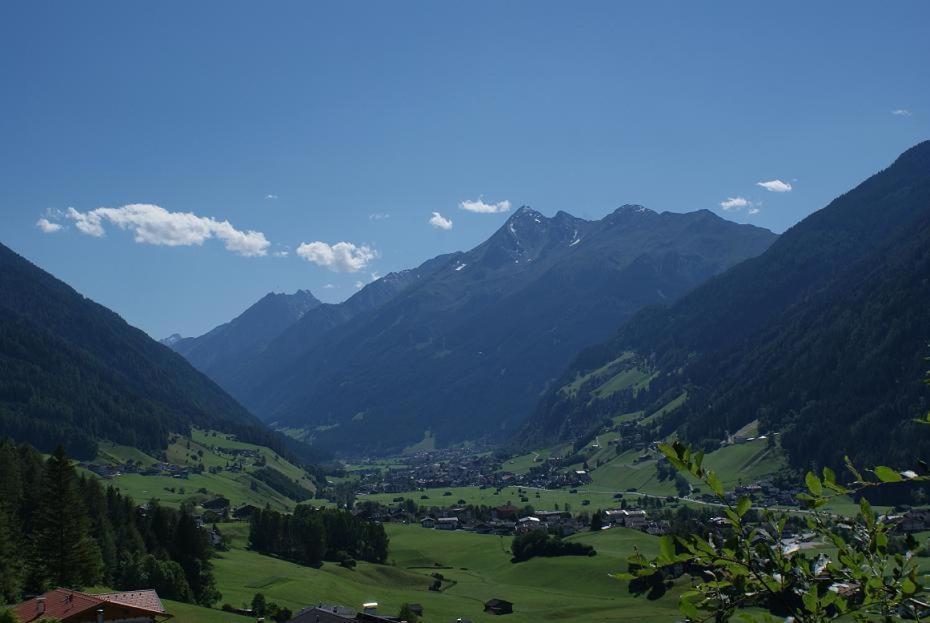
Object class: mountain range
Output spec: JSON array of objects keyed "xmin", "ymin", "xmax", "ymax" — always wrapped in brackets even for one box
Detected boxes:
[
  {"xmin": 170, "ymin": 205, "xmax": 777, "ymax": 454},
  {"xmin": 0, "ymin": 242, "xmax": 316, "ymax": 462},
  {"xmin": 522, "ymin": 141, "xmax": 930, "ymax": 474}
]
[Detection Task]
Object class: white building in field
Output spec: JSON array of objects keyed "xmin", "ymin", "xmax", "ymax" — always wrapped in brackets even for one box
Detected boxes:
[
  {"xmin": 604, "ymin": 509, "xmax": 648, "ymax": 529},
  {"xmin": 515, "ymin": 516, "xmax": 546, "ymax": 534}
]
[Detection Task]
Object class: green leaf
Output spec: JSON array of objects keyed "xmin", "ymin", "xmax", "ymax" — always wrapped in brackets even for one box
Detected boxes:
[
  {"xmin": 706, "ymin": 471, "xmax": 724, "ymax": 497},
  {"xmin": 844, "ymin": 455, "xmax": 864, "ymax": 482},
  {"xmin": 679, "ymin": 597, "xmax": 701, "ymax": 620},
  {"xmin": 736, "ymin": 495, "xmax": 751, "ymax": 518},
  {"xmin": 805, "ymin": 471, "xmax": 823, "ymax": 496},
  {"xmin": 610, "ymin": 572, "xmax": 636, "ymax": 581},
  {"xmin": 873, "ymin": 466, "xmax": 903, "ymax": 483},
  {"xmin": 693, "ymin": 450, "xmax": 704, "ymax": 470},
  {"xmin": 860, "ymin": 497, "xmax": 875, "ymax": 526},
  {"xmin": 902, "ymin": 578, "xmax": 918, "ymax": 595}
]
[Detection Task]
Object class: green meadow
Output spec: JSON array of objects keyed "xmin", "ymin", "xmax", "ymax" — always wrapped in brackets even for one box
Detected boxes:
[
  {"xmin": 191, "ymin": 522, "xmax": 685, "ymax": 623},
  {"xmin": 95, "ymin": 430, "xmax": 316, "ymax": 512}
]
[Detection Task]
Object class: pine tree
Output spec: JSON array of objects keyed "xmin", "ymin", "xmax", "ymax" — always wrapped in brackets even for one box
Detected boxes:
[
  {"xmin": 0, "ymin": 508, "xmax": 22, "ymax": 604},
  {"xmin": 31, "ymin": 446, "xmax": 103, "ymax": 589},
  {"xmin": 0, "ymin": 441, "xmax": 24, "ymax": 602}
]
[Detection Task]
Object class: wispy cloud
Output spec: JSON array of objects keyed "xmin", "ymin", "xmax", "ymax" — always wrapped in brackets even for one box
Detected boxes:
[
  {"xmin": 748, "ymin": 207, "xmax": 761, "ymax": 215},
  {"xmin": 323, "ymin": 283, "xmax": 336, "ymax": 289},
  {"xmin": 64, "ymin": 204, "xmax": 270, "ymax": 256},
  {"xmin": 369, "ymin": 213, "xmax": 390, "ymax": 221},
  {"xmin": 354, "ymin": 280, "xmax": 364, "ymax": 289},
  {"xmin": 891, "ymin": 109, "xmax": 912, "ymax": 117},
  {"xmin": 756, "ymin": 179, "xmax": 792, "ymax": 193},
  {"xmin": 36, "ymin": 218, "xmax": 63, "ymax": 233},
  {"xmin": 265, "ymin": 194, "xmax": 279, "ymax": 200},
  {"xmin": 459, "ymin": 198, "xmax": 511, "ymax": 214},
  {"xmin": 720, "ymin": 197, "xmax": 750, "ymax": 211},
  {"xmin": 296, "ymin": 241, "xmax": 377, "ymax": 273},
  {"xmin": 428, "ymin": 211, "xmax": 453, "ymax": 230}
]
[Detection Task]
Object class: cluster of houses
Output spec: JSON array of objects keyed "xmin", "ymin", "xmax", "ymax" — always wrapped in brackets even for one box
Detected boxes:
[
  {"xmin": 353, "ymin": 450, "xmax": 508, "ymax": 494},
  {"xmin": 415, "ymin": 504, "xmax": 670, "ymax": 537},
  {"xmin": 288, "ymin": 599, "xmax": 513, "ymax": 622},
  {"xmin": 81, "ymin": 459, "xmax": 195, "ymax": 480},
  {"xmin": 352, "ymin": 447, "xmax": 595, "ymax": 497},
  {"xmin": 725, "ymin": 481, "xmax": 805, "ymax": 507},
  {"xmin": 886, "ymin": 508, "xmax": 930, "ymax": 533}
]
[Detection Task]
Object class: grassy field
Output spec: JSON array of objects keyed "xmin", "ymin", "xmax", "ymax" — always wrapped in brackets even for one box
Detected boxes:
[
  {"xmin": 96, "ymin": 430, "xmax": 316, "ymax": 512},
  {"xmin": 198, "ymin": 522, "xmax": 685, "ymax": 623}
]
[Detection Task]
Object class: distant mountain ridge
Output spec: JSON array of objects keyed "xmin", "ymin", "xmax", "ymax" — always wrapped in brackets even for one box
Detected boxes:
[
  {"xmin": 0, "ymin": 242, "xmax": 315, "ymax": 462},
  {"xmin": 522, "ymin": 141, "xmax": 930, "ymax": 474},
  {"xmin": 182, "ymin": 205, "xmax": 776, "ymax": 454},
  {"xmin": 166, "ymin": 289, "xmax": 321, "ymax": 386}
]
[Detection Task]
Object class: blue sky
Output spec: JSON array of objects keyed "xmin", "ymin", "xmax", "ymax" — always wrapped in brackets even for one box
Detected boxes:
[{"xmin": 1, "ymin": 1, "xmax": 927, "ymax": 338}]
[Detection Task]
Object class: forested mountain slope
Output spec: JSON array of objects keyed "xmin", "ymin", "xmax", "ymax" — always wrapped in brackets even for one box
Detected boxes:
[
  {"xmin": 523, "ymin": 141, "xmax": 930, "ymax": 472},
  {"xmin": 0, "ymin": 243, "xmax": 308, "ymax": 461}
]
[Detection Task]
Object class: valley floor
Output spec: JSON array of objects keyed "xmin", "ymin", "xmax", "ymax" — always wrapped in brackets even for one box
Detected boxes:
[{"xmin": 191, "ymin": 522, "xmax": 686, "ymax": 623}]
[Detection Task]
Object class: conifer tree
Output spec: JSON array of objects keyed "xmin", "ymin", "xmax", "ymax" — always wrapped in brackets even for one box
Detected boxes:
[{"xmin": 31, "ymin": 446, "xmax": 103, "ymax": 589}]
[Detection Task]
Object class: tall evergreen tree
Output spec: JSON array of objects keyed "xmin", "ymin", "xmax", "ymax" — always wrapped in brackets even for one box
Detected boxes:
[{"xmin": 31, "ymin": 446, "xmax": 103, "ymax": 589}]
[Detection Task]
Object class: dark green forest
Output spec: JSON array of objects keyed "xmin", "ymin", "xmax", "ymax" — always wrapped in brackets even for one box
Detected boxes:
[
  {"xmin": 248, "ymin": 506, "xmax": 389, "ymax": 567},
  {"xmin": 0, "ymin": 440, "xmax": 219, "ymax": 607}
]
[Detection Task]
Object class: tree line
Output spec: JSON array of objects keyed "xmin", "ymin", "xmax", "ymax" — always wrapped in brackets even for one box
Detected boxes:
[
  {"xmin": 249, "ymin": 505, "xmax": 389, "ymax": 566},
  {"xmin": 0, "ymin": 440, "xmax": 220, "ymax": 607}
]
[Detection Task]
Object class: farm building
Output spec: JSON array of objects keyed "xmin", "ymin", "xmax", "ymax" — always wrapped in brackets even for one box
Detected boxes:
[{"xmin": 483, "ymin": 598, "xmax": 514, "ymax": 615}]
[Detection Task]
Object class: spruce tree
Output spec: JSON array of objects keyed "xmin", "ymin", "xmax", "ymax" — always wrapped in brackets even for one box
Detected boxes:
[{"xmin": 31, "ymin": 446, "xmax": 103, "ymax": 589}]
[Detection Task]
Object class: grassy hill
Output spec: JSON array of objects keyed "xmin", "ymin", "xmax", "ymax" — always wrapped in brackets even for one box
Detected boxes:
[{"xmin": 89, "ymin": 429, "xmax": 317, "ymax": 512}]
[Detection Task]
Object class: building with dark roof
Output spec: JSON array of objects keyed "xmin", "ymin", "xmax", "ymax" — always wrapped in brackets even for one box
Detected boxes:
[{"xmin": 483, "ymin": 598, "xmax": 513, "ymax": 615}]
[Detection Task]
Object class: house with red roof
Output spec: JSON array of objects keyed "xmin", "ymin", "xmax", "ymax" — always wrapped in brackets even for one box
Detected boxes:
[{"xmin": 12, "ymin": 588, "xmax": 171, "ymax": 623}]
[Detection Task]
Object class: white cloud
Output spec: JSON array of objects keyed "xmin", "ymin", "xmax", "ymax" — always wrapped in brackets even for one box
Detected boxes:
[
  {"xmin": 265, "ymin": 194, "xmax": 279, "ymax": 200},
  {"xmin": 369, "ymin": 213, "xmax": 390, "ymax": 221},
  {"xmin": 323, "ymin": 283, "xmax": 336, "ymax": 289},
  {"xmin": 720, "ymin": 197, "xmax": 750, "ymax": 211},
  {"xmin": 459, "ymin": 198, "xmax": 511, "ymax": 214},
  {"xmin": 428, "ymin": 211, "xmax": 453, "ymax": 230},
  {"xmin": 65, "ymin": 204, "xmax": 271, "ymax": 257},
  {"xmin": 891, "ymin": 109, "xmax": 912, "ymax": 117},
  {"xmin": 354, "ymin": 280, "xmax": 364, "ymax": 289},
  {"xmin": 756, "ymin": 179, "xmax": 793, "ymax": 192},
  {"xmin": 748, "ymin": 207, "xmax": 761, "ymax": 215},
  {"xmin": 296, "ymin": 241, "xmax": 377, "ymax": 273},
  {"xmin": 36, "ymin": 218, "xmax": 63, "ymax": 233}
]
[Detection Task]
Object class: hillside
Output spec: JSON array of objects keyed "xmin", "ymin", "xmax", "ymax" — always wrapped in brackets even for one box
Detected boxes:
[
  {"xmin": 165, "ymin": 289, "xmax": 321, "ymax": 387},
  {"xmin": 91, "ymin": 428, "xmax": 317, "ymax": 512},
  {"xmin": 208, "ymin": 206, "xmax": 775, "ymax": 454},
  {"xmin": 523, "ymin": 141, "xmax": 930, "ymax": 473},
  {"xmin": 0, "ymin": 242, "xmax": 313, "ymax": 462}
]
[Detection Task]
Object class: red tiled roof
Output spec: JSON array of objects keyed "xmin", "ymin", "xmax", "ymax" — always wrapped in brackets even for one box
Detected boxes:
[
  {"xmin": 96, "ymin": 589, "xmax": 168, "ymax": 615},
  {"xmin": 13, "ymin": 588, "xmax": 102, "ymax": 623},
  {"xmin": 12, "ymin": 588, "xmax": 170, "ymax": 622}
]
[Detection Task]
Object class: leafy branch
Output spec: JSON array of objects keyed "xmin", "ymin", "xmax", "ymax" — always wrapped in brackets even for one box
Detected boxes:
[{"xmin": 613, "ymin": 439, "xmax": 929, "ymax": 622}]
